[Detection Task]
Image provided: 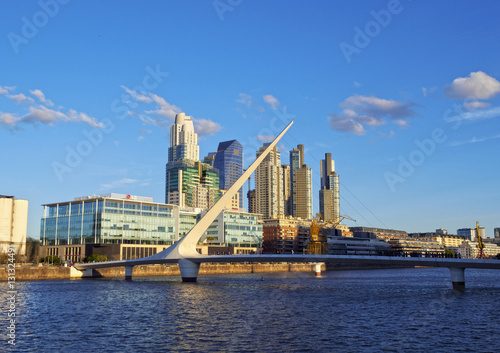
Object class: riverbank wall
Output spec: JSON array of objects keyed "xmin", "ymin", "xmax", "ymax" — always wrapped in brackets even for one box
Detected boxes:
[{"xmin": 1, "ymin": 263, "xmax": 324, "ymax": 281}]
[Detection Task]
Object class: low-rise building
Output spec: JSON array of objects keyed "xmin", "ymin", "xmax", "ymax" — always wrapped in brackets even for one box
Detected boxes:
[{"xmin": 40, "ymin": 193, "xmax": 263, "ymax": 262}]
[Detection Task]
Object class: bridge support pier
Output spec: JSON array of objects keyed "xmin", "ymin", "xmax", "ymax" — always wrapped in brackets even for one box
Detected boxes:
[
  {"xmin": 125, "ymin": 266, "xmax": 134, "ymax": 280},
  {"xmin": 179, "ymin": 259, "xmax": 200, "ymax": 282},
  {"xmin": 449, "ymin": 267, "xmax": 465, "ymax": 290},
  {"xmin": 314, "ymin": 263, "xmax": 323, "ymax": 276}
]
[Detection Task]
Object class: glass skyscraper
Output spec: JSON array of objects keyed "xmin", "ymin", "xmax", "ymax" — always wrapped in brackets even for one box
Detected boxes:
[{"xmin": 208, "ymin": 140, "xmax": 243, "ymax": 209}]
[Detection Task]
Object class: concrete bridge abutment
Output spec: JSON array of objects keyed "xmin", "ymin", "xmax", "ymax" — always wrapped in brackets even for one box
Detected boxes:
[
  {"xmin": 125, "ymin": 266, "xmax": 134, "ymax": 280},
  {"xmin": 179, "ymin": 259, "xmax": 200, "ymax": 282},
  {"xmin": 449, "ymin": 267, "xmax": 465, "ymax": 290}
]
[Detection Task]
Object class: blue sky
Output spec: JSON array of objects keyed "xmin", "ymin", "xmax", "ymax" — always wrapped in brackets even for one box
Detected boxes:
[{"xmin": 1, "ymin": 0, "xmax": 500, "ymax": 238}]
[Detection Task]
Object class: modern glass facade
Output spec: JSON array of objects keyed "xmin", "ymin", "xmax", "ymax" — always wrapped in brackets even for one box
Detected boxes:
[
  {"xmin": 40, "ymin": 195, "xmax": 177, "ymax": 246},
  {"xmin": 200, "ymin": 210, "xmax": 262, "ymax": 247},
  {"xmin": 212, "ymin": 140, "xmax": 243, "ymax": 209},
  {"xmin": 165, "ymin": 160, "xmax": 221, "ymax": 208}
]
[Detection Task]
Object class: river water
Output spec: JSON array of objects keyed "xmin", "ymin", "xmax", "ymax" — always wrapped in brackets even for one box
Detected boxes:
[{"xmin": 1, "ymin": 267, "xmax": 500, "ymax": 352}]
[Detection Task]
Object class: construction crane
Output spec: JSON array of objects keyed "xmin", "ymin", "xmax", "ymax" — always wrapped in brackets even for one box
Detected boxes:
[
  {"xmin": 476, "ymin": 221, "xmax": 485, "ymax": 258},
  {"xmin": 306, "ymin": 213, "xmax": 356, "ymax": 255}
]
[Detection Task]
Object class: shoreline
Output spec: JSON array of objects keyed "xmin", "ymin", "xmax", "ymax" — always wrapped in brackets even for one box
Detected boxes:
[{"xmin": 1, "ymin": 262, "xmax": 409, "ymax": 281}]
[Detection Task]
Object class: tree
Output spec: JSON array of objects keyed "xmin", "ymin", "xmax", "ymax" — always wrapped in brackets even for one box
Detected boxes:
[
  {"xmin": 42, "ymin": 256, "xmax": 61, "ymax": 265},
  {"xmin": 84, "ymin": 254, "xmax": 109, "ymax": 263},
  {"xmin": 26, "ymin": 237, "xmax": 41, "ymax": 264}
]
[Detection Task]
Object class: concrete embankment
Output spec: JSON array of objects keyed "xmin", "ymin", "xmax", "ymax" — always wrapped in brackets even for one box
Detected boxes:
[{"xmin": 1, "ymin": 263, "xmax": 323, "ymax": 281}]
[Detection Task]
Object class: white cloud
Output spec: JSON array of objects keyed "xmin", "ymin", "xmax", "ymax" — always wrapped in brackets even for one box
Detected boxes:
[
  {"xmin": 0, "ymin": 84, "xmax": 103, "ymax": 130},
  {"xmin": 445, "ymin": 71, "xmax": 500, "ymax": 100},
  {"xmin": 138, "ymin": 136, "xmax": 144, "ymax": 142},
  {"xmin": 445, "ymin": 106, "xmax": 500, "ymax": 123},
  {"xmin": 147, "ymin": 93, "xmax": 181, "ymax": 119},
  {"xmin": 121, "ymin": 85, "xmax": 153, "ymax": 103},
  {"xmin": 122, "ymin": 86, "xmax": 181, "ymax": 121},
  {"xmin": 0, "ymin": 112, "xmax": 20, "ymax": 127},
  {"xmin": 0, "ymin": 85, "xmax": 15, "ymax": 95},
  {"xmin": 21, "ymin": 106, "xmax": 104, "ymax": 128},
  {"xmin": 263, "ymin": 94, "xmax": 280, "ymax": 109},
  {"xmin": 30, "ymin": 89, "xmax": 54, "ymax": 106},
  {"xmin": 354, "ymin": 81, "xmax": 362, "ymax": 88},
  {"xmin": 100, "ymin": 178, "xmax": 139, "ymax": 190},
  {"xmin": 236, "ymin": 93, "xmax": 252, "ymax": 107},
  {"xmin": 328, "ymin": 95, "xmax": 417, "ymax": 135},
  {"xmin": 464, "ymin": 101, "xmax": 491, "ymax": 110},
  {"xmin": 193, "ymin": 118, "xmax": 222, "ymax": 136},
  {"xmin": 257, "ymin": 134, "xmax": 274, "ymax": 142},
  {"xmin": 138, "ymin": 128, "xmax": 152, "ymax": 134},
  {"xmin": 8, "ymin": 93, "xmax": 35, "ymax": 104},
  {"xmin": 328, "ymin": 115, "xmax": 366, "ymax": 135},
  {"xmin": 449, "ymin": 134, "xmax": 500, "ymax": 147}
]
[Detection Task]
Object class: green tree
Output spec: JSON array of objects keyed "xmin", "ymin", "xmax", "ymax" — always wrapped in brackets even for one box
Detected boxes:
[
  {"xmin": 444, "ymin": 249, "xmax": 455, "ymax": 258},
  {"xmin": 42, "ymin": 256, "xmax": 61, "ymax": 265},
  {"xmin": 84, "ymin": 254, "xmax": 109, "ymax": 263}
]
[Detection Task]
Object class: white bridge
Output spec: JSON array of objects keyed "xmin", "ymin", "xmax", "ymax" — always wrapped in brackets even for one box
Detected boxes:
[{"xmin": 75, "ymin": 121, "xmax": 500, "ymax": 289}]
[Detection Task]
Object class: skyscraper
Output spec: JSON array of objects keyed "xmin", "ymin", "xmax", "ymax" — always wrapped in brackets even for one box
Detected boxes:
[
  {"xmin": 166, "ymin": 113, "xmax": 220, "ymax": 208},
  {"xmin": 206, "ymin": 140, "xmax": 243, "ymax": 209},
  {"xmin": 168, "ymin": 113, "xmax": 199, "ymax": 162},
  {"xmin": 281, "ymin": 164, "xmax": 291, "ymax": 216},
  {"xmin": 319, "ymin": 153, "xmax": 340, "ymax": 221},
  {"xmin": 289, "ymin": 145, "xmax": 313, "ymax": 219},
  {"xmin": 255, "ymin": 143, "xmax": 284, "ymax": 219}
]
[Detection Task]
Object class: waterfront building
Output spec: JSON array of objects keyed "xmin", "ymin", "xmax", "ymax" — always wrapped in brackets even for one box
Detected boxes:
[
  {"xmin": 39, "ymin": 193, "xmax": 262, "ymax": 262},
  {"xmin": 40, "ymin": 194, "xmax": 179, "ymax": 262},
  {"xmin": 388, "ymin": 238, "xmax": 445, "ymax": 256},
  {"xmin": 200, "ymin": 209, "xmax": 262, "ymax": 252},
  {"xmin": 262, "ymin": 217, "xmax": 311, "ymax": 253},
  {"xmin": 281, "ymin": 164, "xmax": 291, "ymax": 216},
  {"xmin": 319, "ymin": 153, "xmax": 340, "ymax": 222},
  {"xmin": 350, "ymin": 227, "xmax": 408, "ymax": 240},
  {"xmin": 289, "ymin": 145, "xmax": 313, "ymax": 220},
  {"xmin": 494, "ymin": 228, "xmax": 500, "ymax": 243},
  {"xmin": 457, "ymin": 227, "xmax": 485, "ymax": 242},
  {"xmin": 457, "ymin": 240, "xmax": 500, "ymax": 259},
  {"xmin": 255, "ymin": 143, "xmax": 284, "ymax": 219},
  {"xmin": 0, "ymin": 195, "xmax": 28, "ymax": 255},
  {"xmin": 205, "ymin": 140, "xmax": 244, "ymax": 209},
  {"xmin": 436, "ymin": 228, "xmax": 447, "ymax": 234}
]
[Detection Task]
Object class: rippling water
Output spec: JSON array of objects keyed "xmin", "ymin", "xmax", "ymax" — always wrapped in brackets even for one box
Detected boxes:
[{"xmin": 1, "ymin": 268, "xmax": 500, "ymax": 352}]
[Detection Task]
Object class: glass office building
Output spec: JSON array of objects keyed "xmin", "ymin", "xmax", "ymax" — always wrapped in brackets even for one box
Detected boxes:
[{"xmin": 40, "ymin": 194, "xmax": 177, "ymax": 246}]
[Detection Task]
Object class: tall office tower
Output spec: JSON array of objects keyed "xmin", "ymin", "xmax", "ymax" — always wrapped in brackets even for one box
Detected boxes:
[
  {"xmin": 247, "ymin": 189, "xmax": 256, "ymax": 214},
  {"xmin": 281, "ymin": 164, "xmax": 292, "ymax": 216},
  {"xmin": 495, "ymin": 228, "xmax": 500, "ymax": 241},
  {"xmin": 166, "ymin": 113, "xmax": 220, "ymax": 208},
  {"xmin": 319, "ymin": 153, "xmax": 340, "ymax": 221},
  {"xmin": 207, "ymin": 140, "xmax": 244, "ymax": 209},
  {"xmin": 289, "ymin": 145, "xmax": 313, "ymax": 219},
  {"xmin": 255, "ymin": 143, "xmax": 284, "ymax": 219},
  {"xmin": 168, "ymin": 113, "xmax": 199, "ymax": 163}
]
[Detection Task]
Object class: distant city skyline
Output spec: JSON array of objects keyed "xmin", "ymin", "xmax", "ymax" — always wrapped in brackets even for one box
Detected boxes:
[{"xmin": 1, "ymin": 1, "xmax": 499, "ymax": 238}]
